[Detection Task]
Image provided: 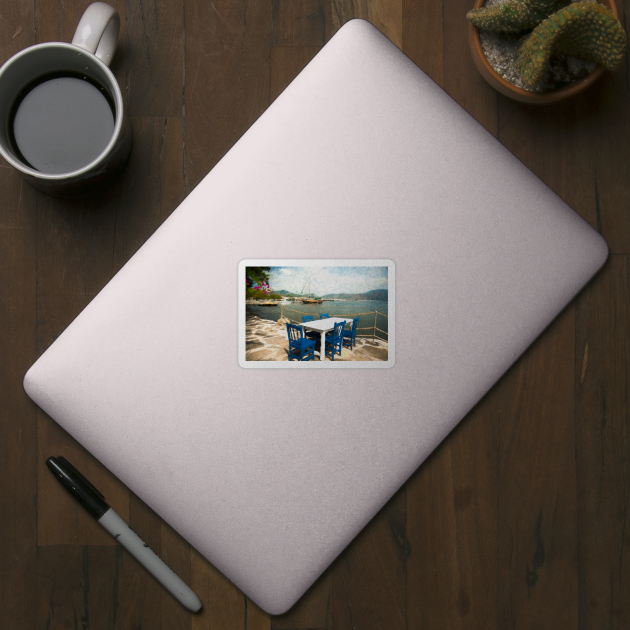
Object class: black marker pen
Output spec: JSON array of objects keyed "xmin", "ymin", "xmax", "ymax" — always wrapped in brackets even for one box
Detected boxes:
[{"xmin": 46, "ymin": 456, "xmax": 202, "ymax": 612}]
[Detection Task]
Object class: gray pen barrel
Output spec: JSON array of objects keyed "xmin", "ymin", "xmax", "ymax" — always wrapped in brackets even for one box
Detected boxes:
[{"xmin": 98, "ymin": 508, "xmax": 202, "ymax": 612}]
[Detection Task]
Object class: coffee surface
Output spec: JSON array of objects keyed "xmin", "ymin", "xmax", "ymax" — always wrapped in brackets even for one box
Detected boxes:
[{"xmin": 12, "ymin": 74, "xmax": 115, "ymax": 174}]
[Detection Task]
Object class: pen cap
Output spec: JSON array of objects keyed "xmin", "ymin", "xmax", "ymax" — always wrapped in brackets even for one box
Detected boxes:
[{"xmin": 46, "ymin": 456, "xmax": 110, "ymax": 519}]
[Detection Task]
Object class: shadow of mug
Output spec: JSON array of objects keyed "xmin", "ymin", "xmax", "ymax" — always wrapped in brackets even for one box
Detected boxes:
[{"xmin": 0, "ymin": 2, "xmax": 132, "ymax": 197}]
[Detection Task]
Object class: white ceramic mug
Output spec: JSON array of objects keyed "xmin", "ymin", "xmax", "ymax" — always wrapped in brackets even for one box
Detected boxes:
[{"xmin": 0, "ymin": 2, "xmax": 131, "ymax": 197}]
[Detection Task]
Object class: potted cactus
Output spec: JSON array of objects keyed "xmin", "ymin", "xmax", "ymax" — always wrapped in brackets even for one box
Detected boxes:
[{"xmin": 467, "ymin": 0, "xmax": 627, "ymax": 103}]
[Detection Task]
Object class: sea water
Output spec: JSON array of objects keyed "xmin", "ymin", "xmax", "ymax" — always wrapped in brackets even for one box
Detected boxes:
[{"xmin": 246, "ymin": 299, "xmax": 389, "ymax": 340}]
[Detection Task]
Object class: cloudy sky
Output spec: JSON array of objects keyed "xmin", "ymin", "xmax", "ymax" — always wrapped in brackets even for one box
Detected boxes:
[{"xmin": 268, "ymin": 266, "xmax": 388, "ymax": 295}]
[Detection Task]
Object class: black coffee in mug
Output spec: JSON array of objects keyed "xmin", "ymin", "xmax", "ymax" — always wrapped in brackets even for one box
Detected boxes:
[{"xmin": 9, "ymin": 72, "xmax": 115, "ymax": 174}]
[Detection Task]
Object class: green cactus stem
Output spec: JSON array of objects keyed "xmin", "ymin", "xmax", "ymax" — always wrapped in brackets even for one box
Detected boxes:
[
  {"xmin": 467, "ymin": 0, "xmax": 568, "ymax": 33},
  {"xmin": 516, "ymin": 1, "xmax": 627, "ymax": 86}
]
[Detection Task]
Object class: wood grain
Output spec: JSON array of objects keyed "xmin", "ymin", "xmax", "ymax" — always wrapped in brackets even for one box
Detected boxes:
[
  {"xmin": 0, "ymin": 152, "xmax": 38, "ymax": 630},
  {"xmin": 331, "ymin": 486, "xmax": 408, "ymax": 630},
  {"xmin": 494, "ymin": 63, "xmax": 630, "ymax": 258},
  {"xmin": 0, "ymin": 4, "xmax": 38, "ymax": 629},
  {"xmin": 403, "ymin": 0, "xmax": 444, "ymax": 87},
  {"xmin": 583, "ymin": 73, "xmax": 630, "ymax": 254},
  {"xmin": 112, "ymin": 116, "xmax": 185, "ymax": 270},
  {"xmin": 36, "ymin": 545, "xmax": 119, "ymax": 630},
  {"xmin": 190, "ymin": 549, "xmax": 248, "ymax": 630},
  {"xmin": 184, "ymin": 0, "xmax": 271, "ymax": 191},
  {"xmin": 497, "ymin": 304, "xmax": 578, "ymax": 629},
  {"xmin": 576, "ymin": 256, "xmax": 630, "ymax": 629},
  {"xmin": 407, "ymin": 392, "xmax": 498, "ymax": 629},
  {"xmin": 443, "ymin": 0, "xmax": 497, "ymax": 131},
  {"xmin": 271, "ymin": 0, "xmax": 332, "ymax": 46},
  {"xmin": 270, "ymin": 47, "xmax": 322, "ymax": 103},
  {"xmin": 125, "ymin": 0, "xmax": 184, "ymax": 117},
  {"xmin": 332, "ymin": 0, "xmax": 403, "ymax": 48},
  {"xmin": 271, "ymin": 573, "xmax": 332, "ymax": 629}
]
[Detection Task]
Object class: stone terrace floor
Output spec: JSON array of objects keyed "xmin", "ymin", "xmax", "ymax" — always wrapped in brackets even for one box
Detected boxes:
[{"xmin": 245, "ymin": 314, "xmax": 389, "ymax": 362}]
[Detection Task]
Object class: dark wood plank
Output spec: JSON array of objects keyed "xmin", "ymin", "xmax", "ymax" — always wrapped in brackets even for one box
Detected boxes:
[
  {"xmin": 159, "ymin": 117, "xmax": 187, "ymax": 220},
  {"xmin": 36, "ymin": 545, "xmax": 118, "ymax": 630},
  {"xmin": 583, "ymin": 72, "xmax": 630, "ymax": 254},
  {"xmin": 271, "ymin": 573, "xmax": 332, "ymax": 629},
  {"xmin": 496, "ymin": 97, "xmax": 599, "ymax": 224},
  {"xmin": 497, "ymin": 305, "xmax": 578, "ymax": 628},
  {"xmin": 0, "ymin": 137, "xmax": 39, "ymax": 630},
  {"xmin": 443, "ymin": 0, "xmax": 498, "ymax": 131},
  {"xmin": 271, "ymin": 0, "xmax": 332, "ymax": 46},
  {"xmin": 330, "ymin": 486, "xmax": 407, "ymax": 630},
  {"xmin": 407, "ymin": 394, "xmax": 499, "ymax": 629},
  {"xmin": 247, "ymin": 599, "xmax": 272, "ymax": 630},
  {"xmin": 494, "ymin": 63, "xmax": 630, "ymax": 257},
  {"xmin": 402, "ymin": 0, "xmax": 444, "ymax": 88},
  {"xmin": 187, "ymin": 561, "xmax": 270, "ymax": 630},
  {"xmin": 36, "ymin": 0, "xmax": 119, "ymax": 44},
  {"xmin": 126, "ymin": 0, "xmax": 184, "ymax": 117},
  {"xmin": 190, "ymin": 549, "xmax": 271, "ymax": 630},
  {"xmin": 0, "ymin": 0, "xmax": 36, "ymax": 54},
  {"xmin": 331, "ymin": 0, "xmax": 402, "ymax": 48},
  {"xmin": 0, "ymin": 4, "xmax": 39, "ymax": 629},
  {"xmin": 112, "ymin": 116, "xmax": 185, "ymax": 270},
  {"xmin": 490, "ymin": 15, "xmax": 629, "ymax": 626},
  {"xmin": 270, "ymin": 47, "xmax": 321, "ymax": 103},
  {"xmin": 190, "ymin": 549, "xmax": 248, "ymax": 630},
  {"xmin": 184, "ymin": 0, "xmax": 272, "ymax": 192},
  {"xmin": 34, "ymin": 189, "xmax": 121, "ymax": 354},
  {"xmin": 576, "ymin": 255, "xmax": 630, "ymax": 629}
]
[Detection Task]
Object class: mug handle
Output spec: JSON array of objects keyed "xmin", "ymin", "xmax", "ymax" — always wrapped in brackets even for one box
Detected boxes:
[{"xmin": 71, "ymin": 2, "xmax": 120, "ymax": 67}]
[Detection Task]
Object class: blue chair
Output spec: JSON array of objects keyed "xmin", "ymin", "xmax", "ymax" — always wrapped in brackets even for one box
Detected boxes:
[
  {"xmin": 325, "ymin": 321, "xmax": 345, "ymax": 361},
  {"xmin": 301, "ymin": 315, "xmax": 319, "ymax": 342},
  {"xmin": 320, "ymin": 314, "xmax": 330, "ymax": 319},
  {"xmin": 342, "ymin": 317, "xmax": 359, "ymax": 349},
  {"xmin": 287, "ymin": 324, "xmax": 316, "ymax": 361}
]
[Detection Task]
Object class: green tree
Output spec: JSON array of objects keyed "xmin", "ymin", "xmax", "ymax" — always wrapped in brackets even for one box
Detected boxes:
[
  {"xmin": 245, "ymin": 267, "xmax": 284, "ymax": 299},
  {"xmin": 245, "ymin": 267, "xmax": 270, "ymax": 288}
]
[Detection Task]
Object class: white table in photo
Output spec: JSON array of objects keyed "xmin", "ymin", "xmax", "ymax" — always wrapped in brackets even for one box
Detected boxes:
[{"xmin": 299, "ymin": 317, "xmax": 353, "ymax": 361}]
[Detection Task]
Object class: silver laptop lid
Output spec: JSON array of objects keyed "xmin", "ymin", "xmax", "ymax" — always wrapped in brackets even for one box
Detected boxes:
[{"xmin": 24, "ymin": 19, "xmax": 607, "ymax": 614}]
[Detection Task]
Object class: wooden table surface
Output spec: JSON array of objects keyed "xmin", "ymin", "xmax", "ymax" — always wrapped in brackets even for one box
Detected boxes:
[{"xmin": 1, "ymin": 0, "xmax": 628, "ymax": 628}]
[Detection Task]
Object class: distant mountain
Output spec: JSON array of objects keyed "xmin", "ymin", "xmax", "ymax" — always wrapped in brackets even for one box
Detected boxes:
[
  {"xmin": 275, "ymin": 290, "xmax": 300, "ymax": 296},
  {"xmin": 273, "ymin": 289, "xmax": 388, "ymax": 300},
  {"xmin": 363, "ymin": 289, "xmax": 388, "ymax": 301},
  {"xmin": 322, "ymin": 289, "xmax": 388, "ymax": 301}
]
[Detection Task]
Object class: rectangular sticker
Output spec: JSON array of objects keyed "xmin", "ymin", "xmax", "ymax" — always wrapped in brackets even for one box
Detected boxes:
[{"xmin": 238, "ymin": 260, "xmax": 394, "ymax": 368}]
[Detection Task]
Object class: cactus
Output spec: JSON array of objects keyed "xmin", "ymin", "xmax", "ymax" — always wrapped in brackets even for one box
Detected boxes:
[
  {"xmin": 516, "ymin": 1, "xmax": 627, "ymax": 85},
  {"xmin": 467, "ymin": 0, "xmax": 568, "ymax": 33}
]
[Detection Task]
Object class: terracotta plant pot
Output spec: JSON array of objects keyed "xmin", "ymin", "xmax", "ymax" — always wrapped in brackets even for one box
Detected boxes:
[{"xmin": 468, "ymin": 0, "xmax": 619, "ymax": 103}]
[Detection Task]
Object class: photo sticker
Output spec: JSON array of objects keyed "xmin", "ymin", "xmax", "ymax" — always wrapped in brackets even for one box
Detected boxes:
[{"xmin": 238, "ymin": 260, "xmax": 395, "ymax": 368}]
